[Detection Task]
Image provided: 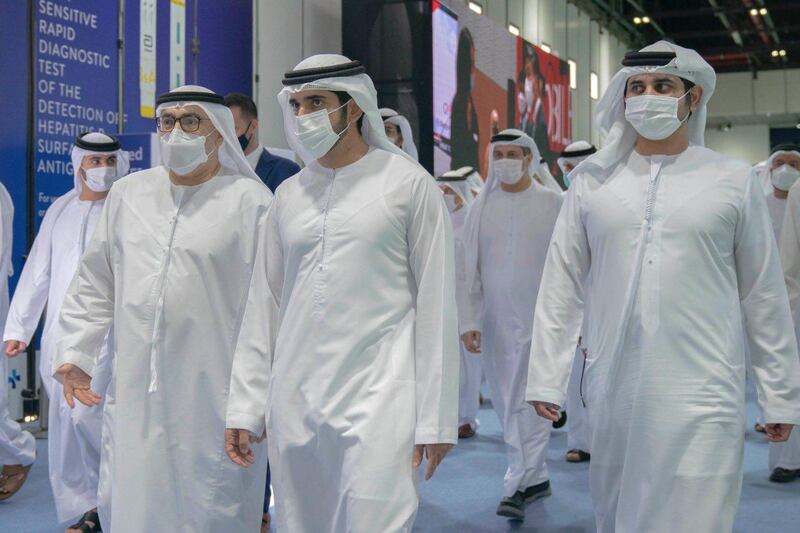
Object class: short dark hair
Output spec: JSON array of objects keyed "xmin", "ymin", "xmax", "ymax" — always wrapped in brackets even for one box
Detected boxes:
[
  {"xmin": 223, "ymin": 92, "xmax": 258, "ymax": 119},
  {"xmin": 332, "ymin": 91, "xmax": 364, "ymax": 132}
]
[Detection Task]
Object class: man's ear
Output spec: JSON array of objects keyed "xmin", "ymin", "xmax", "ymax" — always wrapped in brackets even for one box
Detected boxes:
[
  {"xmin": 348, "ymin": 101, "xmax": 364, "ymax": 122},
  {"xmin": 689, "ymin": 85, "xmax": 703, "ymax": 112}
]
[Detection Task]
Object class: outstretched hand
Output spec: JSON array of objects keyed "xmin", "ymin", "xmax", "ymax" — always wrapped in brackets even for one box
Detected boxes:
[{"xmin": 56, "ymin": 363, "xmax": 101, "ymax": 408}]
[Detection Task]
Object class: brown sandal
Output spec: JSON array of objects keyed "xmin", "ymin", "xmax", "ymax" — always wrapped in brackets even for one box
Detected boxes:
[{"xmin": 0, "ymin": 463, "xmax": 33, "ymax": 501}]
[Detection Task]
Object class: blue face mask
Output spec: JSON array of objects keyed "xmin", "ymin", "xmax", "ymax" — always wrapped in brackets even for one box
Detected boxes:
[{"xmin": 238, "ymin": 121, "xmax": 252, "ymax": 151}]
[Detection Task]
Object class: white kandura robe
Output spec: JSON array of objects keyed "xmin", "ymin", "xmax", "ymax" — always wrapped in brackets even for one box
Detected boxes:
[
  {"xmin": 527, "ymin": 146, "xmax": 800, "ymax": 533},
  {"xmin": 772, "ymin": 183, "xmax": 800, "ymax": 472},
  {"xmin": 462, "ymin": 181, "xmax": 563, "ymax": 497},
  {"xmin": 452, "ymin": 206, "xmax": 482, "ymax": 431},
  {"xmin": 56, "ymin": 167, "xmax": 271, "ymax": 533},
  {"xmin": 3, "ymin": 190, "xmax": 112, "ymax": 523},
  {"xmin": 0, "ymin": 183, "xmax": 36, "ymax": 467},
  {"xmin": 765, "ymin": 189, "xmax": 787, "ymax": 243},
  {"xmin": 565, "ymin": 339, "xmax": 591, "ymax": 453},
  {"xmin": 227, "ymin": 148, "xmax": 459, "ymax": 533}
]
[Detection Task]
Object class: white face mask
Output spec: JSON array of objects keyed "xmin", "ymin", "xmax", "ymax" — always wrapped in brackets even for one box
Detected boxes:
[
  {"xmin": 624, "ymin": 91, "xmax": 691, "ymax": 141},
  {"xmin": 494, "ymin": 158, "xmax": 525, "ymax": 185},
  {"xmin": 83, "ymin": 166, "xmax": 118, "ymax": 192},
  {"xmin": 771, "ymin": 164, "xmax": 800, "ymax": 192},
  {"xmin": 293, "ymin": 102, "xmax": 351, "ymax": 160},
  {"xmin": 160, "ymin": 128, "xmax": 215, "ymax": 175}
]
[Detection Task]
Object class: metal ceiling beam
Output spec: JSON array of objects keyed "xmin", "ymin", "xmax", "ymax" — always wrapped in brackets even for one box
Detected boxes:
[
  {"xmin": 646, "ymin": 3, "xmax": 800, "ymax": 20},
  {"xmin": 668, "ymin": 25, "xmax": 800, "ymax": 41},
  {"xmin": 566, "ymin": 0, "xmax": 645, "ymax": 47}
]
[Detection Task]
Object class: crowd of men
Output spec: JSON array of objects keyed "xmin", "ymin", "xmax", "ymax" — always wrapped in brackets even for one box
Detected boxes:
[{"xmin": 1, "ymin": 40, "xmax": 799, "ymax": 533}]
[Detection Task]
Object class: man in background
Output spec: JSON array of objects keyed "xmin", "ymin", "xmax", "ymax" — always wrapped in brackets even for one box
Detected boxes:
[{"xmin": 225, "ymin": 92, "xmax": 300, "ymax": 193}]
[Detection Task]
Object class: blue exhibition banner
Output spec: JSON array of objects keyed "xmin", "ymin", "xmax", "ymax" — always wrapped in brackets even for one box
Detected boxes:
[
  {"xmin": 34, "ymin": 0, "xmax": 119, "ymax": 228},
  {"xmin": 0, "ymin": 0, "xmax": 31, "ymax": 295}
]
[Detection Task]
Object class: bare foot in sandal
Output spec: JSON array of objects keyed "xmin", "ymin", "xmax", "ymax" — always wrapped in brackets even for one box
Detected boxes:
[
  {"xmin": 565, "ymin": 449, "xmax": 591, "ymax": 463},
  {"xmin": 0, "ymin": 463, "xmax": 33, "ymax": 501},
  {"xmin": 65, "ymin": 508, "xmax": 101, "ymax": 533}
]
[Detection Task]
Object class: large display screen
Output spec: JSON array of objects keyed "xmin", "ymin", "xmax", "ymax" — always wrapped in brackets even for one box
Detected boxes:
[{"xmin": 433, "ymin": 0, "xmax": 571, "ymax": 184}]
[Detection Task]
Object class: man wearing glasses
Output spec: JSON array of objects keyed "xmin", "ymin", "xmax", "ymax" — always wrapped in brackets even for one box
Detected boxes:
[{"xmin": 54, "ymin": 86, "xmax": 273, "ymax": 532}]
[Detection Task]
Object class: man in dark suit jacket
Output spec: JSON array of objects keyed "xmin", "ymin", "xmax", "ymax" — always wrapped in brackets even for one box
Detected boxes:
[{"xmin": 225, "ymin": 93, "xmax": 300, "ymax": 193}]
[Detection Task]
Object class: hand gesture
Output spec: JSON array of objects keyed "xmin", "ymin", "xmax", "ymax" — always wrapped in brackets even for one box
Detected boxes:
[{"xmin": 56, "ymin": 363, "xmax": 101, "ymax": 408}]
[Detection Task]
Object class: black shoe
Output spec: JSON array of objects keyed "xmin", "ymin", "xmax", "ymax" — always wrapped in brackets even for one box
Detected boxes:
[
  {"xmin": 769, "ymin": 467, "xmax": 800, "ymax": 483},
  {"xmin": 523, "ymin": 480, "xmax": 552, "ymax": 503},
  {"xmin": 553, "ymin": 411, "xmax": 567, "ymax": 429},
  {"xmin": 496, "ymin": 491, "xmax": 526, "ymax": 520}
]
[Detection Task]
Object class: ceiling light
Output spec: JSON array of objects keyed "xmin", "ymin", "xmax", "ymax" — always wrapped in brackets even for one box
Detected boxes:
[
  {"xmin": 468, "ymin": 1, "xmax": 483, "ymax": 14},
  {"xmin": 642, "ymin": 16, "xmax": 651, "ymax": 24},
  {"xmin": 508, "ymin": 24, "xmax": 520, "ymax": 36},
  {"xmin": 772, "ymin": 50, "xmax": 780, "ymax": 57},
  {"xmin": 590, "ymin": 72, "xmax": 599, "ymax": 100},
  {"xmin": 633, "ymin": 16, "xmax": 642, "ymax": 25},
  {"xmin": 779, "ymin": 49, "xmax": 787, "ymax": 57},
  {"xmin": 750, "ymin": 8, "xmax": 759, "ymax": 16},
  {"xmin": 760, "ymin": 8, "xmax": 767, "ymax": 16},
  {"xmin": 541, "ymin": 43, "xmax": 552, "ymax": 53}
]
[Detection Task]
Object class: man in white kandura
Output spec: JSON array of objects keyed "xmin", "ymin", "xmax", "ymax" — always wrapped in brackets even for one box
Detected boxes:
[
  {"xmin": 224, "ymin": 55, "xmax": 459, "ymax": 533},
  {"xmin": 557, "ymin": 140, "xmax": 597, "ymax": 189},
  {"xmin": 4, "ymin": 133, "xmax": 127, "ymax": 532},
  {"xmin": 0, "ymin": 183, "xmax": 36, "ymax": 503},
  {"xmin": 773, "ymin": 147, "xmax": 800, "ymax": 484},
  {"xmin": 460, "ymin": 129, "xmax": 563, "ymax": 520},
  {"xmin": 763, "ymin": 145, "xmax": 800, "ymax": 244},
  {"xmin": 437, "ymin": 166, "xmax": 482, "ymax": 439},
  {"xmin": 54, "ymin": 86, "xmax": 272, "ymax": 532},
  {"xmin": 555, "ymin": 140, "xmax": 597, "ymax": 464},
  {"xmin": 380, "ymin": 107, "xmax": 418, "ymax": 161},
  {"xmin": 526, "ymin": 41, "xmax": 800, "ymax": 533}
]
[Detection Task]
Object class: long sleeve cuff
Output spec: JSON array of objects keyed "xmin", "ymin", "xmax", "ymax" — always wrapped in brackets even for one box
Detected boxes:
[
  {"xmin": 414, "ymin": 426, "xmax": 458, "ymax": 445},
  {"xmin": 3, "ymin": 325, "xmax": 33, "ymax": 344},
  {"xmin": 458, "ymin": 322, "xmax": 480, "ymax": 336},
  {"xmin": 54, "ymin": 350, "xmax": 97, "ymax": 382},
  {"xmin": 226, "ymin": 410, "xmax": 266, "ymax": 436},
  {"xmin": 525, "ymin": 386, "xmax": 566, "ymax": 409},
  {"xmin": 761, "ymin": 406, "xmax": 800, "ymax": 427}
]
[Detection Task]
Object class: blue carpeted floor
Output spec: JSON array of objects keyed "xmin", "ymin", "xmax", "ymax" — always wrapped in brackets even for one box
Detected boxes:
[{"xmin": 2, "ymin": 393, "xmax": 798, "ymax": 532}]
